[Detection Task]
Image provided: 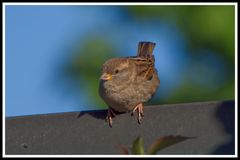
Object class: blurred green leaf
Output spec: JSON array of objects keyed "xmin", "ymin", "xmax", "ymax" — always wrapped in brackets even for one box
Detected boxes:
[
  {"xmin": 65, "ymin": 37, "xmax": 117, "ymax": 109},
  {"xmin": 131, "ymin": 136, "xmax": 145, "ymax": 155},
  {"xmin": 147, "ymin": 135, "xmax": 193, "ymax": 155},
  {"xmin": 126, "ymin": 5, "xmax": 235, "ymax": 61}
]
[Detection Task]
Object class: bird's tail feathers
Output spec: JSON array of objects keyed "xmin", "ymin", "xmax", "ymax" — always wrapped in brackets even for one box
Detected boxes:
[{"xmin": 137, "ymin": 41, "xmax": 156, "ymax": 57}]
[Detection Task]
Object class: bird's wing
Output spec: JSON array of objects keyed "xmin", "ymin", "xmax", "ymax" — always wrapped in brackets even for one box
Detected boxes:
[
  {"xmin": 132, "ymin": 41, "xmax": 156, "ymax": 80},
  {"xmin": 129, "ymin": 56, "xmax": 155, "ymax": 80}
]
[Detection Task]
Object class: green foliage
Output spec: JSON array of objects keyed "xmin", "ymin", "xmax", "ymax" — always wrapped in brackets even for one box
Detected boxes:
[
  {"xmin": 65, "ymin": 37, "xmax": 117, "ymax": 108},
  {"xmin": 118, "ymin": 135, "xmax": 193, "ymax": 155},
  {"xmin": 132, "ymin": 136, "xmax": 145, "ymax": 155},
  {"xmin": 126, "ymin": 5, "xmax": 235, "ymax": 61},
  {"xmin": 146, "ymin": 135, "xmax": 193, "ymax": 154}
]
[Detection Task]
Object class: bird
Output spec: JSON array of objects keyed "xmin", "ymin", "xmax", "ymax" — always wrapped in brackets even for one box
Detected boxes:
[{"xmin": 98, "ymin": 41, "xmax": 160, "ymax": 127}]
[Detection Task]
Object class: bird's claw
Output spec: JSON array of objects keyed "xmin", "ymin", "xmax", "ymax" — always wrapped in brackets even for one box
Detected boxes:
[
  {"xmin": 106, "ymin": 108, "xmax": 116, "ymax": 128},
  {"xmin": 132, "ymin": 103, "xmax": 144, "ymax": 124}
]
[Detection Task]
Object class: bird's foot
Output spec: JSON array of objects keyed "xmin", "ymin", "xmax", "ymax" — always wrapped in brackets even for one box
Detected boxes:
[
  {"xmin": 106, "ymin": 107, "xmax": 116, "ymax": 128},
  {"xmin": 132, "ymin": 103, "xmax": 144, "ymax": 124}
]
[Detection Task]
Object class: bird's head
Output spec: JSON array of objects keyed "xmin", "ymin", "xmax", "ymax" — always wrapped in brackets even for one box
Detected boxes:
[{"xmin": 100, "ymin": 58, "xmax": 131, "ymax": 84}]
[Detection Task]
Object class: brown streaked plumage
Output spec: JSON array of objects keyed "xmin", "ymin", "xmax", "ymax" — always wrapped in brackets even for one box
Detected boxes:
[{"xmin": 99, "ymin": 42, "xmax": 160, "ymax": 127}]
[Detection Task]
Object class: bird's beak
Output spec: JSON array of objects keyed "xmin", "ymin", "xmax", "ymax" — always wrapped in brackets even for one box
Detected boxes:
[{"xmin": 100, "ymin": 73, "xmax": 113, "ymax": 81}]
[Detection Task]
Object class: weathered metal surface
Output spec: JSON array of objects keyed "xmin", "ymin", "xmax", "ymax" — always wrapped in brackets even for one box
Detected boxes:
[{"xmin": 5, "ymin": 100, "xmax": 235, "ymax": 155}]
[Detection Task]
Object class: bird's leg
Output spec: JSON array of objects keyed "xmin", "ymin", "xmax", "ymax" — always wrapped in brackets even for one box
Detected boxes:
[
  {"xmin": 132, "ymin": 103, "xmax": 144, "ymax": 124},
  {"xmin": 106, "ymin": 107, "xmax": 116, "ymax": 127}
]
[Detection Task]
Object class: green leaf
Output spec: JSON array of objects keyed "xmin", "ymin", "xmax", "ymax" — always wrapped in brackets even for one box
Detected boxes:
[
  {"xmin": 131, "ymin": 136, "xmax": 145, "ymax": 155},
  {"xmin": 147, "ymin": 135, "xmax": 193, "ymax": 155}
]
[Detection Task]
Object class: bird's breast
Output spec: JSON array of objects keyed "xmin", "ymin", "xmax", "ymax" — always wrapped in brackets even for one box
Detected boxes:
[{"xmin": 99, "ymin": 75, "xmax": 159, "ymax": 112}]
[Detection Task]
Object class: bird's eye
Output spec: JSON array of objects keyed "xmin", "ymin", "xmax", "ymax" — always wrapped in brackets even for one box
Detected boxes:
[{"xmin": 115, "ymin": 69, "xmax": 119, "ymax": 74}]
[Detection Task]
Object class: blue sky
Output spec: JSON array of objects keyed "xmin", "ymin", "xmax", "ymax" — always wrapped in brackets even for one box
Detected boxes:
[{"xmin": 5, "ymin": 5, "xmax": 189, "ymax": 117}]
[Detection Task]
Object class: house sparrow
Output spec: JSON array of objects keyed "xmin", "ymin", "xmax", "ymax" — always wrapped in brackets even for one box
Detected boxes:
[{"xmin": 99, "ymin": 42, "xmax": 160, "ymax": 127}]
